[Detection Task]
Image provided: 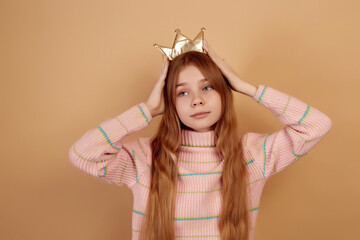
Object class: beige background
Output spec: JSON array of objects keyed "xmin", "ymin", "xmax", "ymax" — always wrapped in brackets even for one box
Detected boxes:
[{"xmin": 1, "ymin": 0, "xmax": 359, "ymax": 239}]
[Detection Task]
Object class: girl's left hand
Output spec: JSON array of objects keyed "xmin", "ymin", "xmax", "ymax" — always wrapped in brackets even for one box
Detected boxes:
[{"xmin": 203, "ymin": 39, "xmax": 255, "ymax": 96}]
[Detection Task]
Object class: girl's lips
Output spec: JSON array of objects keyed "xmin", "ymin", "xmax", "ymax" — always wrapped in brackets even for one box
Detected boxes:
[{"xmin": 191, "ymin": 112, "xmax": 210, "ymax": 118}]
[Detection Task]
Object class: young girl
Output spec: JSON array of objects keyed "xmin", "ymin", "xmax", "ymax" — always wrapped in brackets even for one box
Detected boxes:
[{"xmin": 69, "ymin": 39, "xmax": 332, "ymax": 240}]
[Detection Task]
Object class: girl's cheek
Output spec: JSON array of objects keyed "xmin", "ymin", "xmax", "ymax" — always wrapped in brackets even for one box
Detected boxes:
[{"xmin": 176, "ymin": 96, "xmax": 186, "ymax": 102}]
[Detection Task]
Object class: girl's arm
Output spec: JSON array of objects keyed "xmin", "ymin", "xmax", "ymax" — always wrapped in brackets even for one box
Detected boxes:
[
  {"xmin": 68, "ymin": 102, "xmax": 152, "ymax": 188},
  {"xmin": 242, "ymin": 85, "xmax": 332, "ymax": 180}
]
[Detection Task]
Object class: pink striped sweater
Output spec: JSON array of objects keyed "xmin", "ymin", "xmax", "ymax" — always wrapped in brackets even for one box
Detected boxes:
[{"xmin": 69, "ymin": 84, "xmax": 332, "ymax": 240}]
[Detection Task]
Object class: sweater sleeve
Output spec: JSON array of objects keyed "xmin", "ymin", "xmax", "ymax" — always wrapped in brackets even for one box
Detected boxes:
[
  {"xmin": 68, "ymin": 102, "xmax": 152, "ymax": 188},
  {"xmin": 242, "ymin": 85, "xmax": 332, "ymax": 180}
]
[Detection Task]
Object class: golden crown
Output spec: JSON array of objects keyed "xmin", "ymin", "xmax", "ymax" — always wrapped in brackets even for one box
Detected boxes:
[{"xmin": 153, "ymin": 27, "xmax": 206, "ymax": 60}]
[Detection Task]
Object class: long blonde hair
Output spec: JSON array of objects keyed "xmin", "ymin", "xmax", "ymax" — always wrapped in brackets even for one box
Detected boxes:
[{"xmin": 139, "ymin": 51, "xmax": 250, "ymax": 240}]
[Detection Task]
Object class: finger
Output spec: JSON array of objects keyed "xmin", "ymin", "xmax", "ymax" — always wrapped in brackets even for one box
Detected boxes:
[
  {"xmin": 204, "ymin": 41, "xmax": 213, "ymax": 55},
  {"xmin": 203, "ymin": 42, "xmax": 209, "ymax": 51},
  {"xmin": 163, "ymin": 55, "xmax": 169, "ymax": 64},
  {"xmin": 204, "ymin": 39, "xmax": 211, "ymax": 49},
  {"xmin": 203, "ymin": 45, "xmax": 208, "ymax": 53},
  {"xmin": 162, "ymin": 56, "xmax": 168, "ymax": 67},
  {"xmin": 163, "ymin": 59, "xmax": 169, "ymax": 69}
]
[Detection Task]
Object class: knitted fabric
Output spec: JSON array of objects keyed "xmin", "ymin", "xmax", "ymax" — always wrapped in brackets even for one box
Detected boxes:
[{"xmin": 69, "ymin": 84, "xmax": 332, "ymax": 240}]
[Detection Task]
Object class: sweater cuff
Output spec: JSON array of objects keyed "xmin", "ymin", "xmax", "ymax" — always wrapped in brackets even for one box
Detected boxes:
[
  {"xmin": 137, "ymin": 102, "xmax": 152, "ymax": 124},
  {"xmin": 100, "ymin": 102, "xmax": 152, "ymax": 142},
  {"xmin": 123, "ymin": 102, "xmax": 152, "ymax": 133},
  {"xmin": 252, "ymin": 84, "xmax": 268, "ymax": 103},
  {"xmin": 251, "ymin": 84, "xmax": 312, "ymax": 123}
]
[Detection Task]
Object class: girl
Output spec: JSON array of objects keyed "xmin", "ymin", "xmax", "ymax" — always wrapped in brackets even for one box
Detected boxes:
[{"xmin": 69, "ymin": 39, "xmax": 332, "ymax": 240}]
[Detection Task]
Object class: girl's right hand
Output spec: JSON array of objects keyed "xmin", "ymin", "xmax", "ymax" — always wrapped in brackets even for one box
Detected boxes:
[{"xmin": 145, "ymin": 55, "xmax": 170, "ymax": 117}]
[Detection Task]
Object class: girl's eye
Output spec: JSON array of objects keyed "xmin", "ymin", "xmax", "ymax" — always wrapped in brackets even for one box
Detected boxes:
[
  {"xmin": 177, "ymin": 86, "xmax": 213, "ymax": 97},
  {"xmin": 204, "ymin": 85, "xmax": 213, "ymax": 91}
]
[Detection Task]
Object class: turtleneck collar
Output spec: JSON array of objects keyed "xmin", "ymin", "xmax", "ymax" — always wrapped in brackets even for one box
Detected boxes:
[{"xmin": 180, "ymin": 128, "xmax": 216, "ymax": 147}]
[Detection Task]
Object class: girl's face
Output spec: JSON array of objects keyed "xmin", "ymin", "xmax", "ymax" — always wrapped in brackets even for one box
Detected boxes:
[{"xmin": 175, "ymin": 64, "xmax": 222, "ymax": 132}]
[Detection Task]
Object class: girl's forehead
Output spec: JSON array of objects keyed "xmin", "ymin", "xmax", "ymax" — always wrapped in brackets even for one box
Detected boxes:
[
  {"xmin": 176, "ymin": 78, "xmax": 208, "ymax": 89},
  {"xmin": 178, "ymin": 66, "xmax": 205, "ymax": 81}
]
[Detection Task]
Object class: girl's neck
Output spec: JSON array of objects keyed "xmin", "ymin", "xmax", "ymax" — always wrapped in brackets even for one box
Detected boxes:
[{"xmin": 180, "ymin": 128, "xmax": 216, "ymax": 147}]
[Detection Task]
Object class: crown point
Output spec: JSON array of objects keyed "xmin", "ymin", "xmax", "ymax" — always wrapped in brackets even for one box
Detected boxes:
[{"xmin": 154, "ymin": 28, "xmax": 208, "ymax": 60}]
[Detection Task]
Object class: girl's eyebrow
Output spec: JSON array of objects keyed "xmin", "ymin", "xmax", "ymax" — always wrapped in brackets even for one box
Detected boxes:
[{"xmin": 176, "ymin": 78, "xmax": 208, "ymax": 88}]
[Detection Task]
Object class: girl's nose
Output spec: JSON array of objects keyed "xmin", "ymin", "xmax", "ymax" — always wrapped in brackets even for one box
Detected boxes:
[
  {"xmin": 192, "ymin": 96, "xmax": 204, "ymax": 106},
  {"xmin": 193, "ymin": 101, "xmax": 203, "ymax": 106}
]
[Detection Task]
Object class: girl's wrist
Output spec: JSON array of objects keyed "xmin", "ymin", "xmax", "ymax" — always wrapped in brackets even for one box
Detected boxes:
[
  {"xmin": 145, "ymin": 102, "xmax": 155, "ymax": 117},
  {"xmin": 246, "ymin": 84, "xmax": 258, "ymax": 98},
  {"xmin": 235, "ymin": 81, "xmax": 257, "ymax": 98}
]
